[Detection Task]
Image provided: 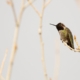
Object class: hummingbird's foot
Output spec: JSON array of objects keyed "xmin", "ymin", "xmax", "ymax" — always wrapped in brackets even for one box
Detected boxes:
[
  {"xmin": 64, "ymin": 40, "xmax": 68, "ymax": 43},
  {"xmin": 61, "ymin": 40, "xmax": 63, "ymax": 43},
  {"xmin": 61, "ymin": 40, "xmax": 68, "ymax": 43},
  {"xmin": 69, "ymin": 47, "xmax": 73, "ymax": 50}
]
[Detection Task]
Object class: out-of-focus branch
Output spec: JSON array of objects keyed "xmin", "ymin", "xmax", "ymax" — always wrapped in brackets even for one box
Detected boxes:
[
  {"xmin": 49, "ymin": 78, "xmax": 52, "ymax": 80},
  {"xmin": 75, "ymin": 0, "xmax": 80, "ymax": 9},
  {"xmin": 6, "ymin": 1, "xmax": 24, "ymax": 80},
  {"xmin": 7, "ymin": 0, "xmax": 17, "ymax": 24},
  {"xmin": 24, "ymin": 0, "xmax": 35, "ymax": 9},
  {"xmin": 0, "ymin": 76, "xmax": 5, "ymax": 80},
  {"xmin": 6, "ymin": 0, "xmax": 35, "ymax": 80},
  {"xmin": 44, "ymin": 0, "xmax": 52, "ymax": 8},
  {"xmin": 28, "ymin": 0, "xmax": 40, "ymax": 16},
  {"xmin": 28, "ymin": 0, "xmax": 51, "ymax": 80},
  {"xmin": 0, "ymin": 49, "xmax": 8, "ymax": 80},
  {"xmin": 53, "ymin": 39, "xmax": 60, "ymax": 80},
  {"xmin": 39, "ymin": 1, "xmax": 48, "ymax": 80},
  {"xmin": 74, "ymin": 35, "xmax": 80, "ymax": 50}
]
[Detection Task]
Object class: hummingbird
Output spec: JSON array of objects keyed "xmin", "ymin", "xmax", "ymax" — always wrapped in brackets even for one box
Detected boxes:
[{"xmin": 50, "ymin": 22, "xmax": 74, "ymax": 49}]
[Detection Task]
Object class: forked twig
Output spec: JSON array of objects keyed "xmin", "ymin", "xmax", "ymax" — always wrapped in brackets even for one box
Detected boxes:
[
  {"xmin": 74, "ymin": 35, "xmax": 80, "ymax": 50},
  {"xmin": 24, "ymin": 0, "xmax": 35, "ymax": 8},
  {"xmin": 28, "ymin": 0, "xmax": 40, "ymax": 16},
  {"xmin": 44, "ymin": 0, "xmax": 52, "ymax": 8},
  {"xmin": 28, "ymin": 0, "xmax": 51, "ymax": 80},
  {"xmin": 6, "ymin": 0, "xmax": 35, "ymax": 80},
  {"xmin": 0, "ymin": 49, "xmax": 8, "ymax": 80}
]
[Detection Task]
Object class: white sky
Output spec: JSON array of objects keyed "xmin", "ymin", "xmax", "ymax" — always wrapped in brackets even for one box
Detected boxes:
[{"xmin": 0, "ymin": 0, "xmax": 80, "ymax": 80}]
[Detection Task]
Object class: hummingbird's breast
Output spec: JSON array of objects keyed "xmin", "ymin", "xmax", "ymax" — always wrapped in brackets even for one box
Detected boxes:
[{"xmin": 59, "ymin": 30, "xmax": 68, "ymax": 42}]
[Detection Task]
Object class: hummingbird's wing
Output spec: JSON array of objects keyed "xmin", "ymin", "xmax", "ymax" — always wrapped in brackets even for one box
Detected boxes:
[
  {"xmin": 59, "ymin": 28, "xmax": 74, "ymax": 49},
  {"xmin": 59, "ymin": 30, "xmax": 67, "ymax": 42},
  {"xmin": 66, "ymin": 28, "xmax": 74, "ymax": 49}
]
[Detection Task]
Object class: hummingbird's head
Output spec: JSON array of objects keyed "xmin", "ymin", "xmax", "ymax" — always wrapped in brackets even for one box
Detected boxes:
[{"xmin": 50, "ymin": 22, "xmax": 65, "ymax": 31}]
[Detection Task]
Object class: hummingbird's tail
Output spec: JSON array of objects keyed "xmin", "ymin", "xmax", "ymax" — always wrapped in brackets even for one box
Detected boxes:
[{"xmin": 67, "ymin": 40, "xmax": 74, "ymax": 49}]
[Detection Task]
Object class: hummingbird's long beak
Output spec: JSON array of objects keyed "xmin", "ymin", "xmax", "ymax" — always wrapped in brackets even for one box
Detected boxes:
[{"xmin": 50, "ymin": 23, "xmax": 56, "ymax": 26}]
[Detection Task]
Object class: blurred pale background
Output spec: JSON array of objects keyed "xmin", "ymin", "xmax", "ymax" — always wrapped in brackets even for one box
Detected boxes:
[{"xmin": 0, "ymin": 0, "xmax": 80, "ymax": 80}]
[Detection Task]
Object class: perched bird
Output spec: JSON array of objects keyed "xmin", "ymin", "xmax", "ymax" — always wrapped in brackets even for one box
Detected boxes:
[{"xmin": 50, "ymin": 22, "xmax": 74, "ymax": 49}]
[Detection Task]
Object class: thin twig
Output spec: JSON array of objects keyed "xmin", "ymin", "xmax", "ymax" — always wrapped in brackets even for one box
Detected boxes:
[
  {"xmin": 6, "ymin": 0, "xmax": 34, "ymax": 80},
  {"xmin": 75, "ymin": 0, "xmax": 80, "ymax": 9},
  {"xmin": 24, "ymin": 0, "xmax": 35, "ymax": 8},
  {"xmin": 28, "ymin": 0, "xmax": 51, "ymax": 80},
  {"xmin": 74, "ymin": 35, "xmax": 80, "ymax": 49},
  {"xmin": 39, "ymin": 1, "xmax": 48, "ymax": 80},
  {"xmin": 0, "ymin": 49, "xmax": 8, "ymax": 80},
  {"xmin": 17, "ymin": 0, "xmax": 25, "ymax": 26},
  {"xmin": 44, "ymin": 0, "xmax": 52, "ymax": 8},
  {"xmin": 28, "ymin": 0, "xmax": 40, "ymax": 16},
  {"xmin": 7, "ymin": 0, "xmax": 17, "ymax": 25}
]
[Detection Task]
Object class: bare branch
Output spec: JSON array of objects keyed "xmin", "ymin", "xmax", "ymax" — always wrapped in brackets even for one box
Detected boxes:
[
  {"xmin": 7, "ymin": 0, "xmax": 17, "ymax": 25},
  {"xmin": 44, "ymin": 0, "xmax": 51, "ymax": 8},
  {"xmin": 38, "ymin": 17, "xmax": 48, "ymax": 80},
  {"xmin": 36, "ymin": 0, "xmax": 53, "ymax": 80},
  {"xmin": 6, "ymin": 0, "xmax": 33, "ymax": 80},
  {"xmin": 75, "ymin": 0, "xmax": 80, "ymax": 9},
  {"xmin": 37, "ymin": 1, "xmax": 49, "ymax": 80},
  {"xmin": 63, "ymin": 42, "xmax": 80, "ymax": 52},
  {"xmin": 17, "ymin": 0, "xmax": 25, "ymax": 25},
  {"xmin": 0, "ymin": 49, "xmax": 8, "ymax": 80},
  {"xmin": 74, "ymin": 35, "xmax": 80, "ymax": 49},
  {"xmin": 6, "ymin": 0, "xmax": 51, "ymax": 80},
  {"xmin": 0, "ymin": 76, "xmax": 5, "ymax": 80},
  {"xmin": 38, "ymin": 1, "xmax": 48, "ymax": 80},
  {"xmin": 41, "ymin": 0, "xmax": 45, "ymax": 17},
  {"xmin": 6, "ymin": 1, "xmax": 24, "ymax": 80},
  {"xmin": 24, "ymin": 0, "xmax": 35, "ymax": 8},
  {"xmin": 28, "ymin": 0, "xmax": 40, "ymax": 16}
]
